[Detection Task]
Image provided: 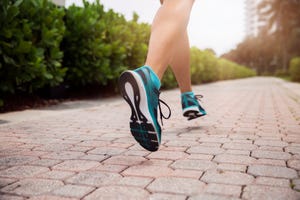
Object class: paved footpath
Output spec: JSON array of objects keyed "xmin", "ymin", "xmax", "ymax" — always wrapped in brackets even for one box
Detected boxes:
[{"xmin": 0, "ymin": 77, "xmax": 300, "ymax": 200}]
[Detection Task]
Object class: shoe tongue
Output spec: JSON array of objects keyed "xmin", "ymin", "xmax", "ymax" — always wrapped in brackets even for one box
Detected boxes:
[
  {"xmin": 145, "ymin": 66, "xmax": 161, "ymax": 90},
  {"xmin": 181, "ymin": 91, "xmax": 194, "ymax": 97}
]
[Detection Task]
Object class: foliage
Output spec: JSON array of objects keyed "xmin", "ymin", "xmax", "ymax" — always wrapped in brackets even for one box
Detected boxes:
[
  {"xmin": 161, "ymin": 67, "xmax": 177, "ymax": 89},
  {"xmin": 124, "ymin": 12, "xmax": 150, "ymax": 69},
  {"xmin": 0, "ymin": 0, "xmax": 66, "ymax": 95},
  {"xmin": 0, "ymin": 0, "xmax": 256, "ymax": 108},
  {"xmin": 258, "ymin": 0, "xmax": 300, "ymax": 71},
  {"xmin": 289, "ymin": 57, "xmax": 300, "ymax": 82},
  {"xmin": 62, "ymin": 2, "xmax": 150, "ymax": 86},
  {"xmin": 223, "ymin": 0, "xmax": 300, "ymax": 75},
  {"xmin": 62, "ymin": 0, "xmax": 121, "ymax": 86},
  {"xmin": 162, "ymin": 47, "xmax": 256, "ymax": 89}
]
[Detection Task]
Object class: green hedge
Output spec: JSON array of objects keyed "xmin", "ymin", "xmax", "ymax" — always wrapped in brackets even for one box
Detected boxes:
[
  {"xmin": 289, "ymin": 57, "xmax": 300, "ymax": 82},
  {"xmin": 161, "ymin": 47, "xmax": 256, "ymax": 89},
  {"xmin": 62, "ymin": 1, "xmax": 150, "ymax": 86},
  {"xmin": 0, "ymin": 0, "xmax": 66, "ymax": 97},
  {"xmin": 62, "ymin": 1, "xmax": 124, "ymax": 86},
  {"xmin": 0, "ymin": 0, "xmax": 256, "ymax": 107}
]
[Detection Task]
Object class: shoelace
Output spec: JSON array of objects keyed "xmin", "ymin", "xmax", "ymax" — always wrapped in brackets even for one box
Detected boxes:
[
  {"xmin": 158, "ymin": 97, "xmax": 171, "ymax": 126},
  {"xmin": 195, "ymin": 94, "xmax": 204, "ymax": 102}
]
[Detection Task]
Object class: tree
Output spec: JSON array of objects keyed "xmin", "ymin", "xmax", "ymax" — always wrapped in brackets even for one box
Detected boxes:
[{"xmin": 258, "ymin": 0, "xmax": 300, "ymax": 71}]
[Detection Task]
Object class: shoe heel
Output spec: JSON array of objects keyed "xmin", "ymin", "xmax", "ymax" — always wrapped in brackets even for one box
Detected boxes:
[{"xmin": 119, "ymin": 71, "xmax": 160, "ymax": 151}]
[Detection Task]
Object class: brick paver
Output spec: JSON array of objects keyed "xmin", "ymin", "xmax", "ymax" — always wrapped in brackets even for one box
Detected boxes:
[{"xmin": 0, "ymin": 77, "xmax": 300, "ymax": 199}]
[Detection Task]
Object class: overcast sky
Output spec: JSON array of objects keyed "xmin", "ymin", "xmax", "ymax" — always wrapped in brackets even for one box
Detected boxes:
[{"xmin": 66, "ymin": 0, "xmax": 246, "ymax": 56}]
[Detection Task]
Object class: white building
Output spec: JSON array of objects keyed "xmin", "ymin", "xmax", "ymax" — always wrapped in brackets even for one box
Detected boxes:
[
  {"xmin": 245, "ymin": 0, "xmax": 265, "ymax": 37},
  {"xmin": 51, "ymin": 0, "xmax": 66, "ymax": 6}
]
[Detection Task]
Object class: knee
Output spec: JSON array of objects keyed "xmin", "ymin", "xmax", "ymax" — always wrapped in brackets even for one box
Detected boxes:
[{"xmin": 163, "ymin": 0, "xmax": 195, "ymax": 18}]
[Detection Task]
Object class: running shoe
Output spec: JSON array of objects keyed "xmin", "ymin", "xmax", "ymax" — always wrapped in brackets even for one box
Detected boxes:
[
  {"xmin": 181, "ymin": 91, "xmax": 206, "ymax": 120},
  {"xmin": 118, "ymin": 66, "xmax": 170, "ymax": 151}
]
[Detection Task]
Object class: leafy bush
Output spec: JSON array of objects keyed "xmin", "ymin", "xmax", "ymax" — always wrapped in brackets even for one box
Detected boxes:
[
  {"xmin": 62, "ymin": 2, "xmax": 150, "ymax": 87},
  {"xmin": 62, "ymin": 1, "xmax": 113, "ymax": 86},
  {"xmin": 123, "ymin": 13, "xmax": 150, "ymax": 69},
  {"xmin": 161, "ymin": 67, "xmax": 177, "ymax": 89},
  {"xmin": 0, "ymin": 0, "xmax": 256, "ymax": 109},
  {"xmin": 162, "ymin": 47, "xmax": 256, "ymax": 89},
  {"xmin": 289, "ymin": 57, "xmax": 300, "ymax": 82},
  {"xmin": 190, "ymin": 48, "xmax": 219, "ymax": 84},
  {"xmin": 0, "ymin": 0, "xmax": 66, "ymax": 95}
]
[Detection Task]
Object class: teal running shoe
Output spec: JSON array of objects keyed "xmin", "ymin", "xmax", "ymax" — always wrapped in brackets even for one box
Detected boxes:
[
  {"xmin": 181, "ymin": 92, "xmax": 206, "ymax": 120},
  {"xmin": 118, "ymin": 66, "xmax": 171, "ymax": 151}
]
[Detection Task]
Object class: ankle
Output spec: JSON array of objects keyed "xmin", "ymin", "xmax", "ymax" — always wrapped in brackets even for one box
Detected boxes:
[{"xmin": 181, "ymin": 91, "xmax": 194, "ymax": 97}]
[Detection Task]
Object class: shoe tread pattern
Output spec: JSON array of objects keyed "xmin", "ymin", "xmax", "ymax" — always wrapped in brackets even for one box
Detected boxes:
[{"xmin": 119, "ymin": 71, "xmax": 159, "ymax": 151}]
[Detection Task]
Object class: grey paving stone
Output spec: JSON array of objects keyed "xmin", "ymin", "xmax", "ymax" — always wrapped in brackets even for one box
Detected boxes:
[
  {"xmin": 198, "ymin": 137, "xmax": 231, "ymax": 143},
  {"xmin": 0, "ymin": 165, "xmax": 49, "ymax": 178},
  {"xmin": 147, "ymin": 177, "xmax": 205, "ymax": 195},
  {"xmin": 0, "ymin": 155, "xmax": 37, "ymax": 166},
  {"xmin": 150, "ymin": 193, "xmax": 187, "ymax": 200},
  {"xmin": 205, "ymin": 183, "xmax": 241, "ymax": 197},
  {"xmin": 52, "ymin": 160, "xmax": 99, "ymax": 171},
  {"xmin": 87, "ymin": 147, "xmax": 127, "ymax": 156},
  {"xmin": 285, "ymin": 146, "xmax": 300, "ymax": 155},
  {"xmin": 251, "ymin": 150, "xmax": 291, "ymax": 160},
  {"xmin": 189, "ymin": 193, "xmax": 241, "ymax": 200},
  {"xmin": 188, "ymin": 154, "xmax": 214, "ymax": 160},
  {"xmin": 255, "ymin": 158, "xmax": 286, "ymax": 166},
  {"xmin": 41, "ymin": 151, "xmax": 85, "ymax": 160},
  {"xmin": 187, "ymin": 146, "xmax": 225, "ymax": 155},
  {"xmin": 51, "ymin": 184, "xmax": 95, "ymax": 198},
  {"xmin": 254, "ymin": 139, "xmax": 288, "ymax": 147},
  {"xmin": 288, "ymin": 159, "xmax": 300, "ymax": 170},
  {"xmin": 258, "ymin": 146, "xmax": 283, "ymax": 151},
  {"xmin": 93, "ymin": 164, "xmax": 127, "ymax": 173},
  {"xmin": 103, "ymin": 155, "xmax": 146, "ymax": 166},
  {"xmin": 66, "ymin": 171, "xmax": 122, "ymax": 186},
  {"xmin": 37, "ymin": 170, "xmax": 75, "ymax": 180},
  {"xmin": 83, "ymin": 186, "xmax": 149, "ymax": 200},
  {"xmin": 248, "ymin": 164, "xmax": 298, "ymax": 179},
  {"xmin": 0, "ymin": 177, "xmax": 17, "ymax": 188},
  {"xmin": 254, "ymin": 177, "xmax": 290, "ymax": 187},
  {"xmin": 0, "ymin": 194, "xmax": 25, "ymax": 200},
  {"xmin": 118, "ymin": 176, "xmax": 153, "ymax": 187},
  {"xmin": 141, "ymin": 159, "xmax": 173, "ymax": 166},
  {"xmin": 30, "ymin": 159, "xmax": 62, "ymax": 167},
  {"xmin": 79, "ymin": 154, "xmax": 108, "ymax": 161},
  {"xmin": 201, "ymin": 170, "xmax": 254, "ymax": 185},
  {"xmin": 165, "ymin": 139, "xmax": 199, "ymax": 147},
  {"xmin": 230, "ymin": 139, "xmax": 253, "ymax": 144},
  {"xmin": 34, "ymin": 143, "xmax": 72, "ymax": 152},
  {"xmin": 222, "ymin": 142, "xmax": 257, "ymax": 151},
  {"xmin": 198, "ymin": 142, "xmax": 222, "ymax": 147},
  {"xmin": 147, "ymin": 151, "xmax": 187, "ymax": 160},
  {"xmin": 171, "ymin": 159, "xmax": 217, "ymax": 171},
  {"xmin": 122, "ymin": 165, "xmax": 174, "ymax": 178},
  {"xmin": 172, "ymin": 169, "xmax": 203, "ymax": 179},
  {"xmin": 292, "ymin": 179, "xmax": 300, "ymax": 191},
  {"xmin": 214, "ymin": 154, "xmax": 256, "ymax": 165},
  {"xmin": 1, "ymin": 178, "xmax": 63, "ymax": 196},
  {"xmin": 225, "ymin": 149, "xmax": 250, "ymax": 155},
  {"xmin": 1, "ymin": 77, "xmax": 300, "ymax": 199},
  {"xmin": 243, "ymin": 185, "xmax": 300, "ymax": 200},
  {"xmin": 28, "ymin": 195, "xmax": 77, "ymax": 200},
  {"xmin": 217, "ymin": 163, "xmax": 247, "ymax": 172}
]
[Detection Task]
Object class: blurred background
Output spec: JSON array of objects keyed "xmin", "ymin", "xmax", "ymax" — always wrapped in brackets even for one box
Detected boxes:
[{"xmin": 0, "ymin": 0, "xmax": 300, "ymax": 112}]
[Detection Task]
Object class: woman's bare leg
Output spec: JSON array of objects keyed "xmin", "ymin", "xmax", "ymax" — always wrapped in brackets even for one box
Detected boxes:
[
  {"xmin": 169, "ymin": 31, "xmax": 192, "ymax": 93},
  {"xmin": 145, "ymin": 0, "xmax": 195, "ymax": 80}
]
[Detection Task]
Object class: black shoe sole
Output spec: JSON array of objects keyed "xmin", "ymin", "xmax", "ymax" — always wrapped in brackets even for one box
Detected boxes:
[
  {"xmin": 119, "ymin": 71, "xmax": 159, "ymax": 152},
  {"xmin": 183, "ymin": 110, "xmax": 206, "ymax": 120}
]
